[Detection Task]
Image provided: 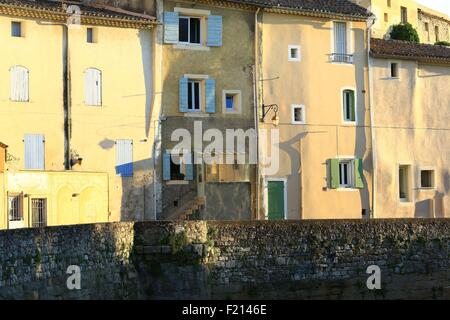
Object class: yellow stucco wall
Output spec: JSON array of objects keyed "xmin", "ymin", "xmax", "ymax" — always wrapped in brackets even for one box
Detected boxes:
[
  {"xmin": 0, "ymin": 170, "xmax": 108, "ymax": 229},
  {"xmin": 260, "ymin": 13, "xmax": 372, "ymax": 219},
  {"xmin": 372, "ymin": 58, "xmax": 450, "ymax": 218}
]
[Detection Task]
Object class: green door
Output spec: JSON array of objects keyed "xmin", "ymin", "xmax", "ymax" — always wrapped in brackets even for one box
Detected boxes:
[{"xmin": 268, "ymin": 181, "xmax": 285, "ymax": 220}]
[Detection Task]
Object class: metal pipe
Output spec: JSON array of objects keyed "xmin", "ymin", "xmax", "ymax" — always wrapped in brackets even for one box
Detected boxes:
[{"xmin": 253, "ymin": 8, "xmax": 261, "ymax": 220}]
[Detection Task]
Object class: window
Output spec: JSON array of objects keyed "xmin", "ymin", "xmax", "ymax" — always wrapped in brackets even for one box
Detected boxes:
[
  {"xmin": 87, "ymin": 27, "xmax": 96, "ymax": 43},
  {"xmin": 84, "ymin": 68, "xmax": 102, "ymax": 106},
  {"xmin": 387, "ymin": 0, "xmax": 391, "ymax": 8},
  {"xmin": 399, "ymin": 165, "xmax": 410, "ymax": 202},
  {"xmin": 342, "ymin": 89, "xmax": 356, "ymax": 122},
  {"xmin": 329, "ymin": 158, "xmax": 364, "ymax": 189},
  {"xmin": 115, "ymin": 140, "xmax": 133, "ymax": 177},
  {"xmin": 24, "ymin": 134, "xmax": 45, "ymax": 170},
  {"xmin": 10, "ymin": 66, "xmax": 29, "ymax": 102},
  {"xmin": 424, "ymin": 22, "xmax": 429, "ymax": 32},
  {"xmin": 8, "ymin": 194, "xmax": 23, "ymax": 222},
  {"xmin": 401, "ymin": 7, "xmax": 408, "ymax": 24},
  {"xmin": 384, "ymin": 13, "xmax": 389, "ymax": 22},
  {"xmin": 11, "ymin": 22, "xmax": 21, "ymax": 37},
  {"xmin": 420, "ymin": 170, "xmax": 435, "ymax": 188},
  {"xmin": 179, "ymin": 16, "xmax": 201, "ymax": 44},
  {"xmin": 339, "ymin": 160, "xmax": 353, "ymax": 187},
  {"xmin": 163, "ymin": 152, "xmax": 193, "ymax": 181},
  {"xmin": 31, "ymin": 198, "xmax": 47, "ymax": 228},
  {"xmin": 389, "ymin": 62, "xmax": 399, "ymax": 78},
  {"xmin": 291, "ymin": 105, "xmax": 305, "ymax": 124},
  {"xmin": 222, "ymin": 90, "xmax": 241, "ymax": 113},
  {"xmin": 435, "ymin": 26, "xmax": 439, "ymax": 42},
  {"xmin": 288, "ymin": 45, "xmax": 301, "ymax": 61},
  {"xmin": 205, "ymin": 162, "xmax": 251, "ymax": 182},
  {"xmin": 188, "ymin": 80, "xmax": 201, "ymax": 111},
  {"xmin": 332, "ymin": 22, "xmax": 352, "ymax": 63}
]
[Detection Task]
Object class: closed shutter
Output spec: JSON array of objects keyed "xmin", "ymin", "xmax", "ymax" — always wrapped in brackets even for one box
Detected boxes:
[
  {"xmin": 354, "ymin": 158, "xmax": 364, "ymax": 188},
  {"xmin": 85, "ymin": 68, "xmax": 102, "ymax": 106},
  {"xmin": 163, "ymin": 153, "xmax": 171, "ymax": 180},
  {"xmin": 179, "ymin": 77, "xmax": 188, "ymax": 112},
  {"xmin": 24, "ymin": 134, "xmax": 44, "ymax": 170},
  {"xmin": 328, "ymin": 158, "xmax": 339, "ymax": 189},
  {"xmin": 184, "ymin": 152, "xmax": 194, "ymax": 180},
  {"xmin": 207, "ymin": 15, "xmax": 223, "ymax": 46},
  {"xmin": 334, "ymin": 22, "xmax": 347, "ymax": 55},
  {"xmin": 115, "ymin": 140, "xmax": 133, "ymax": 177},
  {"xmin": 205, "ymin": 79, "xmax": 216, "ymax": 113},
  {"xmin": 10, "ymin": 66, "xmax": 29, "ymax": 102},
  {"xmin": 164, "ymin": 12, "xmax": 179, "ymax": 44}
]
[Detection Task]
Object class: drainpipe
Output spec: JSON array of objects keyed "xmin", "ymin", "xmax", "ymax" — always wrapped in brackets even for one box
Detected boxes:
[
  {"xmin": 367, "ymin": 15, "xmax": 376, "ymax": 219},
  {"xmin": 253, "ymin": 8, "xmax": 261, "ymax": 220}
]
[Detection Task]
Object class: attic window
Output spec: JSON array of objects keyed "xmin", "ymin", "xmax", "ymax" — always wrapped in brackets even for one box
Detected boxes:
[
  {"xmin": 389, "ymin": 62, "xmax": 399, "ymax": 78},
  {"xmin": 11, "ymin": 22, "xmax": 22, "ymax": 37},
  {"xmin": 87, "ymin": 27, "xmax": 96, "ymax": 43},
  {"xmin": 288, "ymin": 45, "xmax": 301, "ymax": 61}
]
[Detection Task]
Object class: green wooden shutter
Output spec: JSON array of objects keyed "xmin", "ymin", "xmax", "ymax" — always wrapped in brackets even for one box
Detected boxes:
[
  {"xmin": 354, "ymin": 158, "xmax": 364, "ymax": 188},
  {"xmin": 349, "ymin": 90, "xmax": 356, "ymax": 121},
  {"xmin": 329, "ymin": 158, "xmax": 340, "ymax": 189}
]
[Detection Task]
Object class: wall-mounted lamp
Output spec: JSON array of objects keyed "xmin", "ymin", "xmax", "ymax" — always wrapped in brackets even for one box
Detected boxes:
[
  {"xmin": 261, "ymin": 103, "xmax": 280, "ymax": 126},
  {"xmin": 70, "ymin": 157, "xmax": 83, "ymax": 167}
]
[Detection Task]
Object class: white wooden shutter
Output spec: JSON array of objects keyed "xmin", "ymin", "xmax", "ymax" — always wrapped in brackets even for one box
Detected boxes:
[
  {"xmin": 10, "ymin": 66, "xmax": 29, "ymax": 102},
  {"xmin": 24, "ymin": 134, "xmax": 45, "ymax": 170},
  {"xmin": 85, "ymin": 68, "xmax": 102, "ymax": 106}
]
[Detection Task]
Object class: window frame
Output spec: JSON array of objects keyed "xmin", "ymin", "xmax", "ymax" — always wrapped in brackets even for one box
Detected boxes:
[
  {"xmin": 288, "ymin": 45, "xmax": 301, "ymax": 62},
  {"xmin": 400, "ymin": 6, "xmax": 408, "ymax": 24},
  {"xmin": 341, "ymin": 87, "xmax": 357, "ymax": 124},
  {"xmin": 187, "ymin": 79, "xmax": 202, "ymax": 112},
  {"xmin": 87, "ymin": 27, "xmax": 96, "ymax": 43},
  {"xmin": 178, "ymin": 15, "xmax": 202, "ymax": 46},
  {"xmin": 291, "ymin": 104, "xmax": 306, "ymax": 124},
  {"xmin": 11, "ymin": 21, "xmax": 22, "ymax": 37},
  {"xmin": 338, "ymin": 159, "xmax": 355, "ymax": 188},
  {"xmin": 398, "ymin": 164, "xmax": 412, "ymax": 203},
  {"xmin": 31, "ymin": 198, "xmax": 47, "ymax": 228},
  {"xmin": 8, "ymin": 193, "xmax": 23, "ymax": 222},
  {"xmin": 389, "ymin": 61, "xmax": 400, "ymax": 79},
  {"xmin": 222, "ymin": 90, "xmax": 242, "ymax": 114},
  {"xmin": 418, "ymin": 168, "xmax": 436, "ymax": 189}
]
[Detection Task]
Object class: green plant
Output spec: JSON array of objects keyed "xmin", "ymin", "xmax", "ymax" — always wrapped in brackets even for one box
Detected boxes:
[
  {"xmin": 390, "ymin": 23, "xmax": 420, "ymax": 43},
  {"xmin": 34, "ymin": 249, "xmax": 41, "ymax": 264},
  {"xmin": 169, "ymin": 231, "xmax": 189, "ymax": 254},
  {"xmin": 435, "ymin": 41, "xmax": 450, "ymax": 46}
]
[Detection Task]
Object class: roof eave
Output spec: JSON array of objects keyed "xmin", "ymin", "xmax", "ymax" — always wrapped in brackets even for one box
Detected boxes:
[{"xmin": 370, "ymin": 52, "xmax": 450, "ymax": 65}]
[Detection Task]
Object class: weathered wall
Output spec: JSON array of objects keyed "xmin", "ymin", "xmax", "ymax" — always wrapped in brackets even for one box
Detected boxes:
[
  {"xmin": 418, "ymin": 10, "xmax": 450, "ymax": 44},
  {"xmin": 0, "ymin": 220, "xmax": 449, "ymax": 299}
]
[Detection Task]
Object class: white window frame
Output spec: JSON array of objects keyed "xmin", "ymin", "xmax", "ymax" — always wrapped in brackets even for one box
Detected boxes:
[
  {"xmin": 291, "ymin": 104, "xmax": 306, "ymax": 124},
  {"xmin": 338, "ymin": 159, "xmax": 355, "ymax": 188},
  {"xmin": 174, "ymin": 7, "xmax": 210, "ymax": 50},
  {"xmin": 388, "ymin": 61, "xmax": 400, "ymax": 79},
  {"xmin": 178, "ymin": 16, "xmax": 202, "ymax": 46},
  {"xmin": 222, "ymin": 90, "xmax": 242, "ymax": 114},
  {"xmin": 288, "ymin": 45, "xmax": 301, "ymax": 62},
  {"xmin": 187, "ymin": 79, "xmax": 202, "ymax": 112},
  {"xmin": 341, "ymin": 87, "xmax": 357, "ymax": 125},
  {"xmin": 11, "ymin": 21, "xmax": 22, "ymax": 37},
  {"xmin": 418, "ymin": 167, "xmax": 436, "ymax": 190},
  {"xmin": 330, "ymin": 21, "xmax": 353, "ymax": 64}
]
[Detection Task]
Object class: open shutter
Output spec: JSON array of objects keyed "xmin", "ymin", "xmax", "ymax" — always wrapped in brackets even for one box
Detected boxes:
[
  {"xmin": 164, "ymin": 12, "xmax": 179, "ymax": 44},
  {"xmin": 10, "ymin": 66, "xmax": 29, "ymax": 102},
  {"xmin": 207, "ymin": 15, "xmax": 222, "ymax": 46},
  {"xmin": 163, "ymin": 153, "xmax": 171, "ymax": 180},
  {"xmin": 354, "ymin": 158, "xmax": 364, "ymax": 188},
  {"xmin": 179, "ymin": 77, "xmax": 188, "ymax": 112},
  {"xmin": 24, "ymin": 134, "xmax": 44, "ymax": 170},
  {"xmin": 184, "ymin": 153, "xmax": 193, "ymax": 181},
  {"xmin": 328, "ymin": 158, "xmax": 339, "ymax": 189},
  {"xmin": 116, "ymin": 140, "xmax": 133, "ymax": 177},
  {"xmin": 205, "ymin": 79, "xmax": 216, "ymax": 113},
  {"xmin": 349, "ymin": 90, "xmax": 356, "ymax": 121}
]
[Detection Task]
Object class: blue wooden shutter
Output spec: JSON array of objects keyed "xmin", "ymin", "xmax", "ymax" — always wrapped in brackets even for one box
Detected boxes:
[
  {"xmin": 207, "ymin": 15, "xmax": 222, "ymax": 46},
  {"xmin": 184, "ymin": 153, "xmax": 193, "ymax": 181},
  {"xmin": 116, "ymin": 140, "xmax": 133, "ymax": 177},
  {"xmin": 179, "ymin": 77, "xmax": 188, "ymax": 113},
  {"xmin": 205, "ymin": 79, "xmax": 216, "ymax": 113},
  {"xmin": 24, "ymin": 134, "xmax": 44, "ymax": 170},
  {"xmin": 164, "ymin": 12, "xmax": 179, "ymax": 44},
  {"xmin": 163, "ymin": 153, "xmax": 171, "ymax": 180}
]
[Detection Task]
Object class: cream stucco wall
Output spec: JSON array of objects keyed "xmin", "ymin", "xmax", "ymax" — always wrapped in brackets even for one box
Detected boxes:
[
  {"xmin": 260, "ymin": 13, "xmax": 372, "ymax": 220},
  {"xmin": 372, "ymin": 58, "xmax": 450, "ymax": 218}
]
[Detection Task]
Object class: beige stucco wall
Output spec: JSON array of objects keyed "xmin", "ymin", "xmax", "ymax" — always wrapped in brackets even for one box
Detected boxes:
[
  {"xmin": 372, "ymin": 58, "xmax": 450, "ymax": 218},
  {"xmin": 260, "ymin": 12, "xmax": 372, "ymax": 220}
]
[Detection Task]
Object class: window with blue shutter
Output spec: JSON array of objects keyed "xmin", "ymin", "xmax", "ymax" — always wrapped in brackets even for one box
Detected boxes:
[
  {"xmin": 163, "ymin": 153, "xmax": 171, "ymax": 181},
  {"xmin": 179, "ymin": 77, "xmax": 188, "ymax": 112},
  {"xmin": 207, "ymin": 15, "xmax": 222, "ymax": 46},
  {"xmin": 205, "ymin": 79, "xmax": 216, "ymax": 113},
  {"xmin": 24, "ymin": 134, "xmax": 44, "ymax": 170},
  {"xmin": 10, "ymin": 66, "xmax": 29, "ymax": 102},
  {"xmin": 116, "ymin": 140, "xmax": 133, "ymax": 177},
  {"xmin": 164, "ymin": 12, "xmax": 179, "ymax": 44}
]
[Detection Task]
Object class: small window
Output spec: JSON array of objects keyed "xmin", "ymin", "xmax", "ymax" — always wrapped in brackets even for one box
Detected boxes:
[
  {"xmin": 401, "ymin": 7, "xmax": 408, "ymax": 24},
  {"xmin": 222, "ymin": 90, "xmax": 241, "ymax": 113},
  {"xmin": 389, "ymin": 62, "xmax": 399, "ymax": 78},
  {"xmin": 387, "ymin": 0, "xmax": 391, "ymax": 8},
  {"xmin": 420, "ymin": 170, "xmax": 434, "ymax": 188},
  {"xmin": 291, "ymin": 105, "xmax": 305, "ymax": 124},
  {"xmin": 8, "ymin": 194, "xmax": 23, "ymax": 222},
  {"xmin": 288, "ymin": 45, "xmax": 301, "ymax": 61},
  {"xmin": 342, "ymin": 89, "xmax": 356, "ymax": 122},
  {"xmin": 179, "ymin": 16, "xmax": 201, "ymax": 44},
  {"xmin": 384, "ymin": 13, "xmax": 389, "ymax": 22},
  {"xmin": 435, "ymin": 26, "xmax": 439, "ymax": 42},
  {"xmin": 187, "ymin": 80, "xmax": 201, "ymax": 111},
  {"xmin": 31, "ymin": 198, "xmax": 47, "ymax": 228},
  {"xmin": 424, "ymin": 22, "xmax": 429, "ymax": 32},
  {"xmin": 399, "ymin": 165, "xmax": 410, "ymax": 202},
  {"xmin": 339, "ymin": 160, "xmax": 354, "ymax": 188},
  {"xmin": 87, "ymin": 27, "xmax": 96, "ymax": 43},
  {"xmin": 11, "ymin": 22, "xmax": 22, "ymax": 37}
]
